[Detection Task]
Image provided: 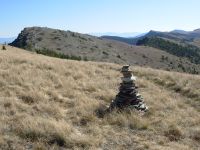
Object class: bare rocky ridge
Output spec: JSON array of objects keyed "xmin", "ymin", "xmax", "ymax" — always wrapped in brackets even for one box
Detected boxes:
[{"xmin": 10, "ymin": 27, "xmax": 200, "ymax": 74}]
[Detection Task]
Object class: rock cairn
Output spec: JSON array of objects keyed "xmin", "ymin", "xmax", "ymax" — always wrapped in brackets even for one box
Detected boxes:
[{"xmin": 109, "ymin": 65, "xmax": 148, "ymax": 111}]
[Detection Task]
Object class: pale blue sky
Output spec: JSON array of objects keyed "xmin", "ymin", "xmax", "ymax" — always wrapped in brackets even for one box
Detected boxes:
[{"xmin": 1, "ymin": 0, "xmax": 200, "ymax": 37}]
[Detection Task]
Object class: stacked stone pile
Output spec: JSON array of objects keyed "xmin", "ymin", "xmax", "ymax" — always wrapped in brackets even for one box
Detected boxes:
[{"xmin": 109, "ymin": 65, "xmax": 148, "ymax": 111}]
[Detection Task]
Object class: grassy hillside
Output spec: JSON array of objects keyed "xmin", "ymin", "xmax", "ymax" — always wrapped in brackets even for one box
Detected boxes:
[
  {"xmin": 136, "ymin": 37, "xmax": 200, "ymax": 66},
  {"xmin": 10, "ymin": 27, "xmax": 200, "ymax": 74},
  {"xmin": 0, "ymin": 45, "xmax": 199, "ymax": 149}
]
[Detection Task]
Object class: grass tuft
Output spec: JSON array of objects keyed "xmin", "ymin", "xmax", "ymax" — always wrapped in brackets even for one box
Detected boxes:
[{"xmin": 164, "ymin": 125, "xmax": 183, "ymax": 141}]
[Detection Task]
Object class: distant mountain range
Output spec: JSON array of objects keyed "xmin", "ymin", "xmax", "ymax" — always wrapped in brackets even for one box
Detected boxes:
[
  {"xmin": 10, "ymin": 27, "xmax": 200, "ymax": 74},
  {"xmin": 0, "ymin": 37, "xmax": 16, "ymax": 44},
  {"xmin": 141, "ymin": 29, "xmax": 200, "ymax": 47},
  {"xmin": 102, "ymin": 29, "xmax": 200, "ymax": 47},
  {"xmin": 90, "ymin": 32, "xmax": 144, "ymax": 37}
]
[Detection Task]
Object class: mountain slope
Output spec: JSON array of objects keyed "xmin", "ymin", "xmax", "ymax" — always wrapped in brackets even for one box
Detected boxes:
[
  {"xmin": 137, "ymin": 37, "xmax": 200, "ymax": 65},
  {"xmin": 9, "ymin": 27, "xmax": 200, "ymax": 74},
  {"xmin": 0, "ymin": 45, "xmax": 199, "ymax": 149}
]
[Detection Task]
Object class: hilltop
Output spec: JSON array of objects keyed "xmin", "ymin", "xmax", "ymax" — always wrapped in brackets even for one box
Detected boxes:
[
  {"xmin": 0, "ymin": 45, "xmax": 199, "ymax": 149},
  {"xmin": 10, "ymin": 27, "xmax": 200, "ymax": 74}
]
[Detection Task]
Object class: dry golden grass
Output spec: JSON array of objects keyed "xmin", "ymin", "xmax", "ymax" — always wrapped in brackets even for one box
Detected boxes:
[{"xmin": 0, "ymin": 45, "xmax": 199, "ymax": 149}]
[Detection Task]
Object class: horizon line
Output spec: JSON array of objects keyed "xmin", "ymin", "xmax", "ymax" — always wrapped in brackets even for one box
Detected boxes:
[{"xmin": 1, "ymin": 27, "xmax": 199, "ymax": 38}]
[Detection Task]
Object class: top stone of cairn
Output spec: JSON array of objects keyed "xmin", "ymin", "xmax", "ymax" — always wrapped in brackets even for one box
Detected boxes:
[
  {"xmin": 121, "ymin": 65, "xmax": 136, "ymax": 82},
  {"xmin": 121, "ymin": 65, "xmax": 131, "ymax": 72}
]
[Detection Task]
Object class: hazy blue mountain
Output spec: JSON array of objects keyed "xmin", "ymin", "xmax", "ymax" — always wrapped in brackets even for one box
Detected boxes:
[
  {"xmin": 101, "ymin": 36, "xmax": 137, "ymax": 45},
  {"xmin": 0, "ymin": 37, "xmax": 16, "ymax": 44},
  {"xmin": 193, "ymin": 28, "xmax": 200, "ymax": 33},
  {"xmin": 170, "ymin": 29, "xmax": 189, "ymax": 34},
  {"xmin": 89, "ymin": 32, "xmax": 142, "ymax": 37},
  {"xmin": 101, "ymin": 33, "xmax": 147, "ymax": 45}
]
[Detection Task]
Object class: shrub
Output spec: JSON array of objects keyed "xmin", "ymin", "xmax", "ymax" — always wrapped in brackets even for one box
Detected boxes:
[
  {"xmin": 117, "ymin": 54, "xmax": 121, "ymax": 59},
  {"xmin": 102, "ymin": 51, "xmax": 109, "ymax": 55},
  {"xmin": 142, "ymin": 54, "xmax": 147, "ymax": 58},
  {"xmin": 2, "ymin": 45, "xmax": 6, "ymax": 50},
  {"xmin": 190, "ymin": 130, "xmax": 200, "ymax": 142},
  {"xmin": 83, "ymin": 56, "xmax": 88, "ymax": 61},
  {"xmin": 37, "ymin": 37, "xmax": 43, "ymax": 41},
  {"xmin": 35, "ymin": 48, "xmax": 84, "ymax": 61}
]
